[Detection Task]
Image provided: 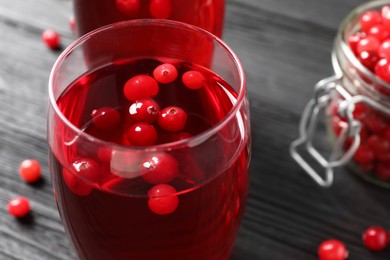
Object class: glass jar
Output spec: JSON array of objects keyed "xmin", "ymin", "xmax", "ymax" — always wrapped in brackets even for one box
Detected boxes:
[{"xmin": 291, "ymin": 0, "xmax": 390, "ymax": 188}]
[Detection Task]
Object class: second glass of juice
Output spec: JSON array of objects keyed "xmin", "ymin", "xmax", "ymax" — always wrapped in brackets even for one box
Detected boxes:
[
  {"xmin": 48, "ymin": 20, "xmax": 250, "ymax": 260},
  {"xmin": 73, "ymin": 0, "xmax": 225, "ymax": 37}
]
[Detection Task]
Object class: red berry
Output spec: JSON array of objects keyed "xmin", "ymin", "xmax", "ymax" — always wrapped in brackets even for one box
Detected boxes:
[
  {"xmin": 363, "ymin": 226, "xmax": 388, "ymax": 251},
  {"xmin": 142, "ymin": 153, "xmax": 179, "ymax": 184},
  {"xmin": 149, "ymin": 0, "xmax": 172, "ymax": 19},
  {"xmin": 153, "ymin": 63, "xmax": 178, "ymax": 84},
  {"xmin": 368, "ymin": 24, "xmax": 390, "ymax": 42},
  {"xmin": 374, "ymin": 163, "xmax": 390, "ymax": 180},
  {"xmin": 379, "ymin": 39, "xmax": 390, "ymax": 58},
  {"xmin": 172, "ymin": 131, "xmax": 192, "ymax": 141},
  {"xmin": 364, "ymin": 113, "xmax": 387, "ymax": 134},
  {"xmin": 91, "ymin": 107, "xmax": 121, "ymax": 130},
  {"xmin": 318, "ymin": 239, "xmax": 348, "ymax": 260},
  {"xmin": 348, "ymin": 32, "xmax": 366, "ymax": 55},
  {"xmin": 357, "ymin": 36, "xmax": 380, "ymax": 54},
  {"xmin": 158, "ymin": 106, "xmax": 187, "ymax": 132},
  {"xmin": 182, "ymin": 70, "xmax": 206, "ymax": 90},
  {"xmin": 148, "ymin": 184, "xmax": 179, "ymax": 215},
  {"xmin": 352, "ymin": 103, "xmax": 371, "ymax": 120},
  {"xmin": 19, "ymin": 159, "xmax": 41, "ymax": 183},
  {"xmin": 115, "ymin": 0, "xmax": 141, "ymax": 16},
  {"xmin": 8, "ymin": 197, "xmax": 30, "ymax": 218},
  {"xmin": 367, "ymin": 135, "xmax": 390, "ymax": 155},
  {"xmin": 358, "ymin": 51, "xmax": 379, "ymax": 72},
  {"xmin": 383, "ymin": 5, "xmax": 390, "ymax": 29},
  {"xmin": 41, "ymin": 29, "xmax": 61, "ymax": 49},
  {"xmin": 62, "ymin": 168, "xmax": 92, "ymax": 196},
  {"xmin": 360, "ymin": 11, "xmax": 383, "ymax": 33},
  {"xmin": 375, "ymin": 58, "xmax": 390, "ymax": 82},
  {"xmin": 123, "ymin": 75, "xmax": 159, "ymax": 102},
  {"xmin": 353, "ymin": 145, "xmax": 375, "ymax": 165},
  {"xmin": 72, "ymin": 158, "xmax": 100, "ymax": 183},
  {"xmin": 128, "ymin": 99, "xmax": 160, "ymax": 123},
  {"xmin": 127, "ymin": 122, "xmax": 157, "ymax": 146}
]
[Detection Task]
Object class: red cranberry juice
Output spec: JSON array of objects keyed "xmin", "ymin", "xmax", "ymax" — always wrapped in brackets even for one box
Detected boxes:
[
  {"xmin": 73, "ymin": 0, "xmax": 225, "ymax": 37},
  {"xmin": 50, "ymin": 58, "xmax": 249, "ymax": 260}
]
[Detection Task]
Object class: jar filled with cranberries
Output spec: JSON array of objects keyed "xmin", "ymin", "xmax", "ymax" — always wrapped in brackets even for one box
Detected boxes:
[{"xmin": 291, "ymin": 0, "xmax": 390, "ymax": 188}]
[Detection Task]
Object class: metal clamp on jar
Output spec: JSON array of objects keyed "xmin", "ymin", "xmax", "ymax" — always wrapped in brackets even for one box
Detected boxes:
[{"xmin": 291, "ymin": 0, "xmax": 390, "ymax": 188}]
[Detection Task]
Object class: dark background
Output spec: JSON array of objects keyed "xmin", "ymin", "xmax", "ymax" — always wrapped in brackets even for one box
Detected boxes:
[{"xmin": 0, "ymin": 0, "xmax": 389, "ymax": 259}]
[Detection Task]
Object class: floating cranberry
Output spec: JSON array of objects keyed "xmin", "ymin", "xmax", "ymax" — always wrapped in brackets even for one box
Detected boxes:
[
  {"xmin": 63, "ymin": 158, "xmax": 100, "ymax": 196},
  {"xmin": 19, "ymin": 159, "xmax": 41, "ymax": 183},
  {"xmin": 115, "ymin": 0, "xmax": 141, "ymax": 16},
  {"xmin": 123, "ymin": 75, "xmax": 159, "ymax": 102},
  {"xmin": 348, "ymin": 32, "xmax": 366, "ymax": 55},
  {"xmin": 357, "ymin": 36, "xmax": 380, "ymax": 55},
  {"xmin": 148, "ymin": 184, "xmax": 179, "ymax": 215},
  {"xmin": 149, "ymin": 0, "xmax": 172, "ymax": 19},
  {"xmin": 182, "ymin": 70, "xmax": 206, "ymax": 90},
  {"xmin": 142, "ymin": 153, "xmax": 179, "ymax": 184},
  {"xmin": 360, "ymin": 10, "xmax": 383, "ymax": 33},
  {"xmin": 8, "ymin": 197, "xmax": 30, "ymax": 218},
  {"xmin": 375, "ymin": 58, "xmax": 390, "ymax": 82},
  {"xmin": 153, "ymin": 63, "xmax": 178, "ymax": 84},
  {"xmin": 352, "ymin": 103, "xmax": 371, "ymax": 120},
  {"xmin": 318, "ymin": 239, "xmax": 348, "ymax": 260},
  {"xmin": 353, "ymin": 145, "xmax": 375, "ymax": 165},
  {"xmin": 158, "ymin": 106, "xmax": 187, "ymax": 132},
  {"xmin": 91, "ymin": 107, "xmax": 121, "ymax": 130},
  {"xmin": 41, "ymin": 29, "xmax": 60, "ymax": 49},
  {"xmin": 363, "ymin": 226, "xmax": 388, "ymax": 251},
  {"xmin": 128, "ymin": 99, "xmax": 160, "ymax": 124},
  {"xmin": 127, "ymin": 122, "xmax": 157, "ymax": 146}
]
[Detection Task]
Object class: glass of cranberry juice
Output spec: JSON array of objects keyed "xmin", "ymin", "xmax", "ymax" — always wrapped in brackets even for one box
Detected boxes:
[
  {"xmin": 73, "ymin": 0, "xmax": 225, "ymax": 37},
  {"xmin": 48, "ymin": 20, "xmax": 250, "ymax": 260}
]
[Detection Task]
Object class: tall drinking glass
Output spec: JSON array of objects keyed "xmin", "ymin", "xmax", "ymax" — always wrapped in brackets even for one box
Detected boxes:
[
  {"xmin": 73, "ymin": 0, "xmax": 225, "ymax": 37},
  {"xmin": 48, "ymin": 20, "xmax": 250, "ymax": 260}
]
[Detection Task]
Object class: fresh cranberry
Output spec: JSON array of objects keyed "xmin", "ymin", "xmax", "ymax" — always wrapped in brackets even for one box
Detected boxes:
[
  {"xmin": 115, "ymin": 0, "xmax": 141, "ymax": 16},
  {"xmin": 141, "ymin": 153, "xmax": 179, "ymax": 184},
  {"xmin": 383, "ymin": 5, "xmax": 390, "ymax": 29},
  {"xmin": 158, "ymin": 106, "xmax": 187, "ymax": 132},
  {"xmin": 148, "ymin": 184, "xmax": 179, "ymax": 215},
  {"xmin": 368, "ymin": 24, "xmax": 390, "ymax": 42},
  {"xmin": 360, "ymin": 11, "xmax": 383, "ymax": 33},
  {"xmin": 123, "ymin": 75, "xmax": 159, "ymax": 102},
  {"xmin": 8, "ymin": 197, "xmax": 30, "ymax": 218},
  {"xmin": 374, "ymin": 163, "xmax": 390, "ymax": 180},
  {"xmin": 19, "ymin": 159, "xmax": 41, "ymax": 183},
  {"xmin": 149, "ymin": 0, "xmax": 172, "ymax": 19},
  {"xmin": 375, "ymin": 58, "xmax": 390, "ymax": 83},
  {"xmin": 318, "ymin": 239, "xmax": 348, "ymax": 260},
  {"xmin": 379, "ymin": 39, "xmax": 390, "ymax": 58},
  {"xmin": 357, "ymin": 36, "xmax": 380, "ymax": 55},
  {"xmin": 353, "ymin": 145, "xmax": 375, "ymax": 165},
  {"xmin": 182, "ymin": 70, "xmax": 206, "ymax": 90},
  {"xmin": 376, "ymin": 152, "xmax": 390, "ymax": 162},
  {"xmin": 363, "ymin": 226, "xmax": 388, "ymax": 251},
  {"xmin": 41, "ymin": 29, "xmax": 60, "ymax": 49},
  {"xmin": 127, "ymin": 122, "xmax": 157, "ymax": 146},
  {"xmin": 364, "ymin": 113, "xmax": 387, "ymax": 134},
  {"xmin": 128, "ymin": 99, "xmax": 160, "ymax": 124},
  {"xmin": 153, "ymin": 63, "xmax": 178, "ymax": 84},
  {"xmin": 367, "ymin": 135, "xmax": 390, "ymax": 154},
  {"xmin": 358, "ymin": 51, "xmax": 379, "ymax": 72},
  {"xmin": 348, "ymin": 32, "xmax": 367, "ymax": 55},
  {"xmin": 62, "ymin": 168, "xmax": 92, "ymax": 196},
  {"xmin": 91, "ymin": 107, "xmax": 121, "ymax": 130},
  {"xmin": 72, "ymin": 158, "xmax": 100, "ymax": 183},
  {"xmin": 352, "ymin": 103, "xmax": 371, "ymax": 120}
]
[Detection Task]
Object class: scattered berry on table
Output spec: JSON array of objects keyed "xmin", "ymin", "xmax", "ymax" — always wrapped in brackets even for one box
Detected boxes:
[
  {"xmin": 8, "ymin": 197, "xmax": 30, "ymax": 218},
  {"xmin": 19, "ymin": 159, "xmax": 41, "ymax": 183},
  {"xmin": 41, "ymin": 29, "xmax": 60, "ymax": 50},
  {"xmin": 362, "ymin": 226, "xmax": 388, "ymax": 251},
  {"xmin": 318, "ymin": 239, "xmax": 348, "ymax": 260}
]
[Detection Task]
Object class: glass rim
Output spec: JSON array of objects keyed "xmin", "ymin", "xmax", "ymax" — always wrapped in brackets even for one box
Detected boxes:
[
  {"xmin": 48, "ymin": 19, "xmax": 246, "ymax": 151},
  {"xmin": 338, "ymin": 0, "xmax": 390, "ymax": 90}
]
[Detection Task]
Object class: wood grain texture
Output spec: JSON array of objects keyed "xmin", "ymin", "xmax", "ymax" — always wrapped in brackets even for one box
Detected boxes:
[{"xmin": 0, "ymin": 0, "xmax": 389, "ymax": 259}]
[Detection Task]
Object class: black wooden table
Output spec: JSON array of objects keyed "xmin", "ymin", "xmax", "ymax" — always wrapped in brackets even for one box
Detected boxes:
[{"xmin": 0, "ymin": 0, "xmax": 389, "ymax": 259}]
